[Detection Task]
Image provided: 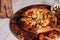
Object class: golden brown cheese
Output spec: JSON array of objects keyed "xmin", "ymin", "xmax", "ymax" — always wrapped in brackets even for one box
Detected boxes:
[{"xmin": 19, "ymin": 8, "xmax": 57, "ymax": 34}]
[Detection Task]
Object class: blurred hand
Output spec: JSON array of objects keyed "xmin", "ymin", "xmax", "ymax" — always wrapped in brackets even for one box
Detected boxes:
[{"xmin": 0, "ymin": 0, "xmax": 13, "ymax": 18}]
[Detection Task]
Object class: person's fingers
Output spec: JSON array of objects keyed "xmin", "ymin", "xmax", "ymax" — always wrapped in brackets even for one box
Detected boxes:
[
  {"xmin": 0, "ymin": 0, "xmax": 6, "ymax": 18},
  {"xmin": 7, "ymin": 0, "xmax": 12, "ymax": 8},
  {"xmin": 0, "ymin": 0, "xmax": 13, "ymax": 18},
  {"xmin": 1, "ymin": 6, "xmax": 6, "ymax": 18},
  {"xmin": 5, "ymin": 0, "xmax": 13, "ymax": 17},
  {"xmin": 8, "ymin": 0, "xmax": 13, "ymax": 17}
]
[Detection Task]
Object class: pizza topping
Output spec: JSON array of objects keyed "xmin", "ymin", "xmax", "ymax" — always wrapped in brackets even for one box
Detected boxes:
[
  {"xmin": 19, "ymin": 8, "xmax": 57, "ymax": 34},
  {"xmin": 38, "ymin": 34, "xmax": 45, "ymax": 40},
  {"xmin": 28, "ymin": 11, "xmax": 33, "ymax": 16},
  {"xmin": 32, "ymin": 14, "xmax": 37, "ymax": 19},
  {"xmin": 39, "ymin": 13, "xmax": 43, "ymax": 20}
]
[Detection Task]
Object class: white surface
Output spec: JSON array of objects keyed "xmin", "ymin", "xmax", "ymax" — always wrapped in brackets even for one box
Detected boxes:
[{"xmin": 0, "ymin": 0, "xmax": 60, "ymax": 40}]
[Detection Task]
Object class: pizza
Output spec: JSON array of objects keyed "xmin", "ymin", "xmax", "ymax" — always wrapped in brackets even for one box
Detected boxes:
[
  {"xmin": 10, "ymin": 5, "xmax": 60, "ymax": 40},
  {"xmin": 18, "ymin": 8, "xmax": 57, "ymax": 34}
]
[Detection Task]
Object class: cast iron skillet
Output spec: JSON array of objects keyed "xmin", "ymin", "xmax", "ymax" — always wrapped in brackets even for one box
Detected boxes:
[{"xmin": 10, "ymin": 4, "xmax": 52, "ymax": 40}]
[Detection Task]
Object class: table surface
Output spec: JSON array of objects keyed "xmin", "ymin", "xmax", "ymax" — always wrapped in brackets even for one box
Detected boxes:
[{"xmin": 0, "ymin": 0, "xmax": 60, "ymax": 40}]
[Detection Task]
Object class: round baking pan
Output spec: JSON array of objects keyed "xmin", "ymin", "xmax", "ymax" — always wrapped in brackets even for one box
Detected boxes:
[{"xmin": 10, "ymin": 4, "xmax": 60, "ymax": 40}]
